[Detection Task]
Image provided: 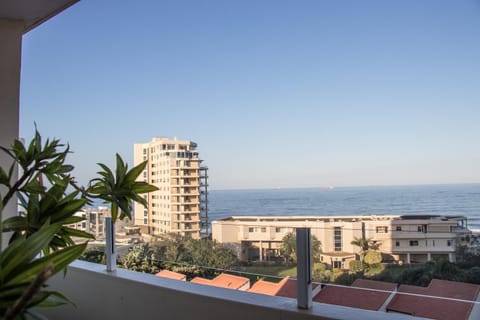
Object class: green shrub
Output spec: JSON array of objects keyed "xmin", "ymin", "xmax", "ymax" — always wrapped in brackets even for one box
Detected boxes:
[{"xmin": 349, "ymin": 260, "xmax": 363, "ymax": 273}]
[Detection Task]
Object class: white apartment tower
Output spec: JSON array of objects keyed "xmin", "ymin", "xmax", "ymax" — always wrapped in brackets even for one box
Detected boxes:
[{"xmin": 133, "ymin": 137, "xmax": 208, "ymax": 239}]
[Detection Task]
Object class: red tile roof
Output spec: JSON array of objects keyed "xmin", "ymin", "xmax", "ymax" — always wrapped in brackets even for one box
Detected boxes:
[
  {"xmin": 428, "ymin": 279, "xmax": 480, "ymax": 300},
  {"xmin": 352, "ymin": 279, "xmax": 397, "ymax": 291},
  {"xmin": 191, "ymin": 273, "xmax": 250, "ymax": 291},
  {"xmin": 155, "ymin": 270, "xmax": 187, "ymax": 281},
  {"xmin": 247, "ymin": 277, "xmax": 290, "ymax": 296},
  {"xmin": 191, "ymin": 277, "xmax": 214, "ymax": 285},
  {"xmin": 275, "ymin": 278, "xmax": 301, "ymax": 298},
  {"xmin": 248, "ymin": 277, "xmax": 321, "ymax": 299},
  {"xmin": 313, "ymin": 283, "xmax": 392, "ymax": 311},
  {"xmin": 211, "ymin": 273, "xmax": 250, "ymax": 290},
  {"xmin": 386, "ymin": 280, "xmax": 480, "ymax": 320}
]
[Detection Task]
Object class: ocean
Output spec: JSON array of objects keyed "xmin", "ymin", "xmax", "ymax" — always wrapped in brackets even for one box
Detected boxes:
[{"xmin": 208, "ymin": 184, "xmax": 480, "ymax": 231}]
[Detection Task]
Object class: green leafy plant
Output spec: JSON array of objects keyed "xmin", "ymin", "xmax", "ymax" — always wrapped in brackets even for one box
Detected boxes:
[
  {"xmin": 0, "ymin": 130, "xmax": 157, "ymax": 319},
  {"xmin": 89, "ymin": 154, "xmax": 157, "ymax": 223},
  {"xmin": 0, "ymin": 130, "xmax": 92, "ymax": 319}
]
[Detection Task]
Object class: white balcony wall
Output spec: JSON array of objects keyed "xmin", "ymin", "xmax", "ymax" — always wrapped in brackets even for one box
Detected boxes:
[{"xmin": 41, "ymin": 261, "xmax": 424, "ymax": 320}]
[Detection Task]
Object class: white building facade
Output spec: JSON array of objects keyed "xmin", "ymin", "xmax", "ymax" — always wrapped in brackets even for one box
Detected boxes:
[
  {"xmin": 133, "ymin": 137, "xmax": 208, "ymax": 239},
  {"xmin": 212, "ymin": 214, "xmax": 471, "ymax": 268}
]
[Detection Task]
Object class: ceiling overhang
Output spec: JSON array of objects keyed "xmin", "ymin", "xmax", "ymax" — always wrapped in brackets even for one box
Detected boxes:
[{"xmin": 0, "ymin": 0, "xmax": 79, "ymax": 33}]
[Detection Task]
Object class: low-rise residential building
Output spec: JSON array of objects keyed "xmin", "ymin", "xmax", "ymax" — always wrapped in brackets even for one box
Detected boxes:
[
  {"xmin": 69, "ymin": 207, "xmax": 109, "ymax": 239},
  {"xmin": 212, "ymin": 214, "xmax": 471, "ymax": 268},
  {"xmin": 69, "ymin": 206, "xmax": 136, "ymax": 241}
]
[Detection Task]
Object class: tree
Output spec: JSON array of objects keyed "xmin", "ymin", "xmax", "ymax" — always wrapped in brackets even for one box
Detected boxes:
[
  {"xmin": 363, "ymin": 250, "xmax": 382, "ymax": 266},
  {"xmin": 280, "ymin": 233, "xmax": 297, "ymax": 263},
  {"xmin": 351, "ymin": 237, "xmax": 381, "ymax": 265},
  {"xmin": 152, "ymin": 235, "xmax": 238, "ymax": 279},
  {"xmin": 122, "ymin": 243, "xmax": 161, "ymax": 273},
  {"xmin": 80, "ymin": 246, "xmax": 106, "ymax": 264},
  {"xmin": 349, "ymin": 260, "xmax": 363, "ymax": 273},
  {"xmin": 280, "ymin": 232, "xmax": 321, "ymax": 264}
]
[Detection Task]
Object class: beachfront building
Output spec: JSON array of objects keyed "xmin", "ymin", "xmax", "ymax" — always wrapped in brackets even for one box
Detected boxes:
[
  {"xmin": 212, "ymin": 215, "xmax": 471, "ymax": 268},
  {"xmin": 133, "ymin": 137, "xmax": 208, "ymax": 239}
]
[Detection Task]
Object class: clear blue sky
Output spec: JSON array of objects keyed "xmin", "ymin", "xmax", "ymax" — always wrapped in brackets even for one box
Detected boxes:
[{"xmin": 19, "ymin": 0, "xmax": 480, "ymax": 190}]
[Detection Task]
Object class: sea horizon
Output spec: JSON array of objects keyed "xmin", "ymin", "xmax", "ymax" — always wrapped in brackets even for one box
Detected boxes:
[
  {"xmin": 208, "ymin": 183, "xmax": 480, "ymax": 231},
  {"xmin": 209, "ymin": 182, "xmax": 480, "ymax": 192}
]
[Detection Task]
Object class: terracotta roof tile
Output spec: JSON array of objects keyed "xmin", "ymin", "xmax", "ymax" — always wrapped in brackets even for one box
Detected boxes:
[
  {"xmin": 190, "ymin": 277, "xmax": 213, "ymax": 285},
  {"xmin": 210, "ymin": 273, "xmax": 250, "ymax": 290},
  {"xmin": 352, "ymin": 279, "xmax": 397, "ymax": 291},
  {"xmin": 155, "ymin": 270, "xmax": 187, "ymax": 281},
  {"xmin": 191, "ymin": 273, "xmax": 250, "ymax": 291},
  {"xmin": 247, "ymin": 277, "xmax": 290, "ymax": 296},
  {"xmin": 313, "ymin": 284, "xmax": 392, "ymax": 311},
  {"xmin": 386, "ymin": 280, "xmax": 480, "ymax": 320}
]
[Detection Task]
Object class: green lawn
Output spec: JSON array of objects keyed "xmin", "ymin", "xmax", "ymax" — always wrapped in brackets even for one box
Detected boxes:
[{"xmin": 232, "ymin": 263, "xmax": 326, "ymax": 282}]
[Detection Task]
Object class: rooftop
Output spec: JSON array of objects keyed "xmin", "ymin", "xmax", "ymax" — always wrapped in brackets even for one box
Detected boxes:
[
  {"xmin": 191, "ymin": 273, "xmax": 250, "ymax": 291},
  {"xmin": 155, "ymin": 269, "xmax": 187, "ymax": 281}
]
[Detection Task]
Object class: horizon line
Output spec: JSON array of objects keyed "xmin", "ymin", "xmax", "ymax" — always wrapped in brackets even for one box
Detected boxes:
[{"xmin": 210, "ymin": 182, "xmax": 480, "ymax": 192}]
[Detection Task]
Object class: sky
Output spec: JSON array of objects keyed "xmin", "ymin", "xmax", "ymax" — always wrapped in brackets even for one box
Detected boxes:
[{"xmin": 19, "ymin": 0, "xmax": 480, "ymax": 190}]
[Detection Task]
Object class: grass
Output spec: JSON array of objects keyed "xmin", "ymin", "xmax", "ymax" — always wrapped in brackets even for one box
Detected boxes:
[{"xmin": 232, "ymin": 263, "xmax": 327, "ymax": 282}]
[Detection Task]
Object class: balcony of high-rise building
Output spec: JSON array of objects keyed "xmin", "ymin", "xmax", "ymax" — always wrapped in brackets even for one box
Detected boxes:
[{"xmin": 3, "ymin": 2, "xmax": 479, "ymax": 320}]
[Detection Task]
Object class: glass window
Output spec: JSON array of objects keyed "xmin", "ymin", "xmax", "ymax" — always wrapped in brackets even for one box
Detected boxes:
[
  {"xmin": 376, "ymin": 226, "xmax": 388, "ymax": 233},
  {"xmin": 396, "ymin": 226, "xmax": 402, "ymax": 231},
  {"xmin": 334, "ymin": 227, "xmax": 342, "ymax": 252},
  {"xmin": 409, "ymin": 240, "xmax": 419, "ymax": 246}
]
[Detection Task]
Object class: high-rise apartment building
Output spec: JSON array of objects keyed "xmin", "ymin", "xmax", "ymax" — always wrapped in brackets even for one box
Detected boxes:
[{"xmin": 133, "ymin": 137, "xmax": 208, "ymax": 239}]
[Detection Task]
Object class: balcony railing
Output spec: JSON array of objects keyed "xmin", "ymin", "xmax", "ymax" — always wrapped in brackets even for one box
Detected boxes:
[{"xmin": 41, "ymin": 260, "xmax": 421, "ymax": 320}]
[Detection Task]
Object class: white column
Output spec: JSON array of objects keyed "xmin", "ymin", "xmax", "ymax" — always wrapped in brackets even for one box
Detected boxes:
[
  {"xmin": 0, "ymin": 19, "xmax": 23, "ymax": 248},
  {"xmin": 259, "ymin": 241, "xmax": 263, "ymax": 261},
  {"xmin": 427, "ymin": 252, "xmax": 431, "ymax": 261},
  {"xmin": 449, "ymin": 252, "xmax": 455, "ymax": 263},
  {"xmin": 407, "ymin": 253, "xmax": 411, "ymax": 264}
]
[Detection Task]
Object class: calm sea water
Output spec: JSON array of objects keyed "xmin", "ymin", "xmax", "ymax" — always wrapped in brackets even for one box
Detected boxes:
[{"xmin": 208, "ymin": 184, "xmax": 480, "ymax": 231}]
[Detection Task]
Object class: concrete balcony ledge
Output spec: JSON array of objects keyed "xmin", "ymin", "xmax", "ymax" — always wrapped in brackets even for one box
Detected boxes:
[{"xmin": 41, "ymin": 260, "xmax": 425, "ymax": 320}]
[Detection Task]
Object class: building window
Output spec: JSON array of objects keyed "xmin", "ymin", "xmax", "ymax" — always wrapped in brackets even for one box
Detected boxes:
[
  {"xmin": 409, "ymin": 240, "xmax": 419, "ymax": 246},
  {"xmin": 334, "ymin": 227, "xmax": 342, "ymax": 252},
  {"xmin": 396, "ymin": 226, "xmax": 402, "ymax": 231},
  {"xmin": 144, "ymin": 218, "xmax": 148, "ymax": 224},
  {"xmin": 395, "ymin": 240, "xmax": 400, "ymax": 247},
  {"xmin": 376, "ymin": 226, "xmax": 388, "ymax": 233},
  {"xmin": 447, "ymin": 240, "xmax": 453, "ymax": 247},
  {"xmin": 417, "ymin": 225, "xmax": 427, "ymax": 233},
  {"xmin": 261, "ymin": 227, "xmax": 267, "ymax": 233}
]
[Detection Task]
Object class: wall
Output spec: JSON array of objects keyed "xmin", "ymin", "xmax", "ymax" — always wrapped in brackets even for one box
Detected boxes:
[
  {"xmin": 0, "ymin": 19, "xmax": 23, "ymax": 247},
  {"xmin": 41, "ymin": 260, "xmax": 423, "ymax": 320}
]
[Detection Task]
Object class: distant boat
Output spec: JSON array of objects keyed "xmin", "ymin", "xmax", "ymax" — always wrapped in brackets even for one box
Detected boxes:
[{"xmin": 320, "ymin": 186, "xmax": 335, "ymax": 191}]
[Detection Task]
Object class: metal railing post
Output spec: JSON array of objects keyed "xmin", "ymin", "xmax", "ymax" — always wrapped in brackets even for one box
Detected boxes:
[
  {"xmin": 105, "ymin": 217, "xmax": 116, "ymax": 272},
  {"xmin": 296, "ymin": 227, "xmax": 312, "ymax": 309}
]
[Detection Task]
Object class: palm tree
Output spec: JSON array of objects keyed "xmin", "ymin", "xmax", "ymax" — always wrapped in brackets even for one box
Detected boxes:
[{"xmin": 350, "ymin": 237, "xmax": 371, "ymax": 264}]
